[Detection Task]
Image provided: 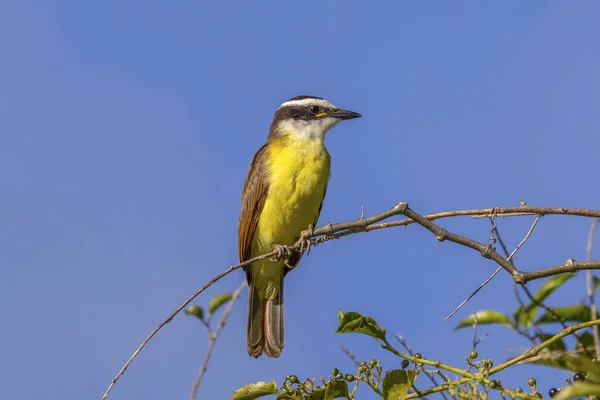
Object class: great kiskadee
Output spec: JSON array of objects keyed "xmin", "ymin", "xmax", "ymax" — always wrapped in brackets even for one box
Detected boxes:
[{"xmin": 238, "ymin": 95, "xmax": 361, "ymax": 358}]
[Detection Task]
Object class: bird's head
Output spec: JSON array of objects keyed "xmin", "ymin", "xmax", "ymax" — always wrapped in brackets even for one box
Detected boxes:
[{"xmin": 268, "ymin": 95, "xmax": 361, "ymax": 141}]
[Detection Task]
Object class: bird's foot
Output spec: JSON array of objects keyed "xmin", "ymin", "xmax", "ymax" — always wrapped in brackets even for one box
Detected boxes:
[
  {"xmin": 299, "ymin": 225, "xmax": 314, "ymax": 256},
  {"xmin": 270, "ymin": 244, "xmax": 291, "ymax": 262}
]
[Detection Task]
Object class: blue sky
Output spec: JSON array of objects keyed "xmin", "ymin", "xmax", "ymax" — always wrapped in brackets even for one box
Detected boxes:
[{"xmin": 2, "ymin": 2, "xmax": 600, "ymax": 399}]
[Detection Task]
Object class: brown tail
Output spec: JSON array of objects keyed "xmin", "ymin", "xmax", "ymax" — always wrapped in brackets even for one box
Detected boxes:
[{"xmin": 246, "ymin": 277, "xmax": 284, "ymax": 358}]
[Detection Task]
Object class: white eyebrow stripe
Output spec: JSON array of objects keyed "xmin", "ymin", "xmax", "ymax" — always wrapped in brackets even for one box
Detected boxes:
[{"xmin": 278, "ymin": 98, "xmax": 337, "ymax": 110}]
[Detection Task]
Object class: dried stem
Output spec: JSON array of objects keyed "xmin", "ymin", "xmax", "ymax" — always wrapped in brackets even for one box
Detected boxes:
[
  {"xmin": 189, "ymin": 281, "xmax": 246, "ymax": 400},
  {"xmin": 445, "ymin": 215, "xmax": 542, "ymax": 320},
  {"xmin": 340, "ymin": 346, "xmax": 360, "ymax": 366}
]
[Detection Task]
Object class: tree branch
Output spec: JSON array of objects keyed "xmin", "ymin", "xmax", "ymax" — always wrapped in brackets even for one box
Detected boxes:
[
  {"xmin": 403, "ymin": 320, "xmax": 600, "ymax": 399},
  {"xmin": 101, "ymin": 202, "xmax": 600, "ymax": 399},
  {"xmin": 490, "ymin": 319, "xmax": 600, "ymax": 374}
]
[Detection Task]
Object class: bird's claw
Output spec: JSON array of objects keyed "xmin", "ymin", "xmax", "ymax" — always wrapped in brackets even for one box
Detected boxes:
[
  {"xmin": 299, "ymin": 230, "xmax": 313, "ymax": 256},
  {"xmin": 270, "ymin": 244, "xmax": 291, "ymax": 262}
]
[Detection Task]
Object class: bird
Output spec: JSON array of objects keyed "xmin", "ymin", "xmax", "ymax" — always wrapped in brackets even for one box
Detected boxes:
[{"xmin": 238, "ymin": 95, "xmax": 361, "ymax": 358}]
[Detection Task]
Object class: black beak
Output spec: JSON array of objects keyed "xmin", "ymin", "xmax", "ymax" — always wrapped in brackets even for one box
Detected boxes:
[{"xmin": 330, "ymin": 108, "xmax": 362, "ymax": 120}]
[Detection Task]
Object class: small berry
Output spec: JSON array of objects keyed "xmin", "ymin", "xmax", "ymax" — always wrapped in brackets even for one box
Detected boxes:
[
  {"xmin": 549, "ymin": 388, "xmax": 558, "ymax": 398},
  {"xmin": 414, "ymin": 353, "xmax": 422, "ymax": 359},
  {"xmin": 469, "ymin": 350, "xmax": 478, "ymax": 359},
  {"xmin": 515, "ymin": 388, "xmax": 523, "ymax": 393},
  {"xmin": 574, "ymin": 372, "xmax": 585, "ymax": 381},
  {"xmin": 528, "ymin": 377, "xmax": 536, "ymax": 387},
  {"xmin": 332, "ymin": 368, "xmax": 339, "ymax": 377},
  {"xmin": 345, "ymin": 374, "xmax": 355, "ymax": 382},
  {"xmin": 335, "ymin": 373, "xmax": 343, "ymax": 380},
  {"xmin": 369, "ymin": 359, "xmax": 377, "ymax": 368},
  {"xmin": 489, "ymin": 381, "xmax": 497, "ymax": 388},
  {"xmin": 402, "ymin": 359, "xmax": 410, "ymax": 369},
  {"xmin": 289, "ymin": 375, "xmax": 298, "ymax": 384}
]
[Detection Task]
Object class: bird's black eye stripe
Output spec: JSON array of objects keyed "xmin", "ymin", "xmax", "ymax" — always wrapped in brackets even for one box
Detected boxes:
[{"xmin": 308, "ymin": 106, "xmax": 320, "ymax": 114}]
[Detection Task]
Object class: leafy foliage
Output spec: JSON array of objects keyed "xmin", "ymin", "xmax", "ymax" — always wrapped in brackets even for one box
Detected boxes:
[
  {"xmin": 382, "ymin": 369, "xmax": 415, "ymax": 400},
  {"xmin": 536, "ymin": 305, "xmax": 591, "ymax": 324},
  {"xmin": 184, "ymin": 305, "xmax": 204, "ymax": 321},
  {"xmin": 208, "ymin": 292, "xmax": 234, "ymax": 315},
  {"xmin": 514, "ymin": 273, "xmax": 574, "ymax": 327},
  {"xmin": 554, "ymin": 381, "xmax": 600, "ymax": 400},
  {"xmin": 231, "ymin": 270, "xmax": 600, "ymax": 400},
  {"xmin": 231, "ymin": 381, "xmax": 277, "ymax": 400},
  {"xmin": 336, "ymin": 309, "xmax": 386, "ymax": 341},
  {"xmin": 455, "ymin": 310, "xmax": 513, "ymax": 330}
]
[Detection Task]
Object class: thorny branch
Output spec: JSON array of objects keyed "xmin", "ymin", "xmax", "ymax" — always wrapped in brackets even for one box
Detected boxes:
[
  {"xmin": 101, "ymin": 202, "xmax": 600, "ymax": 399},
  {"xmin": 189, "ymin": 281, "xmax": 246, "ymax": 400}
]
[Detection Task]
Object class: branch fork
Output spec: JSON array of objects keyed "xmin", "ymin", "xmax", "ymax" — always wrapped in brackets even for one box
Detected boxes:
[{"xmin": 102, "ymin": 202, "xmax": 600, "ymax": 400}]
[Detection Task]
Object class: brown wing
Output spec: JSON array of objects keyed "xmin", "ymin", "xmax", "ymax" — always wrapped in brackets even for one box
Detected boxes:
[
  {"xmin": 238, "ymin": 144, "xmax": 269, "ymax": 267},
  {"xmin": 284, "ymin": 185, "xmax": 328, "ymax": 275}
]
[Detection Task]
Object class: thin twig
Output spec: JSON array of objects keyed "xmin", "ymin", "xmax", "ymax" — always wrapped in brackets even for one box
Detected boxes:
[
  {"xmin": 519, "ymin": 284, "xmax": 592, "ymax": 357},
  {"xmin": 340, "ymin": 346, "xmax": 360, "ymax": 366},
  {"xmin": 335, "ymin": 206, "xmax": 600, "ymax": 237},
  {"xmin": 511, "ymin": 285, "xmax": 540, "ymax": 344},
  {"xmin": 445, "ymin": 215, "xmax": 543, "ymax": 319},
  {"xmin": 189, "ymin": 281, "xmax": 246, "ymax": 400},
  {"xmin": 491, "ymin": 319, "xmax": 600, "ymax": 374},
  {"xmin": 405, "ymin": 320, "xmax": 600, "ymax": 399},
  {"xmin": 586, "ymin": 219, "xmax": 600, "ymax": 360},
  {"xmin": 102, "ymin": 202, "xmax": 600, "ymax": 399},
  {"xmin": 507, "ymin": 215, "xmax": 543, "ymax": 261},
  {"xmin": 395, "ymin": 334, "xmax": 449, "ymax": 400},
  {"xmin": 492, "ymin": 220, "xmax": 545, "ymax": 339},
  {"xmin": 444, "ymin": 268, "xmax": 502, "ymax": 321},
  {"xmin": 101, "ymin": 253, "xmax": 273, "ymax": 400}
]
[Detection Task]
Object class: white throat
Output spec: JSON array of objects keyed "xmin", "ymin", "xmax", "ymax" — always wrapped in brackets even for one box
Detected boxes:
[{"xmin": 277, "ymin": 118, "xmax": 341, "ymax": 141}]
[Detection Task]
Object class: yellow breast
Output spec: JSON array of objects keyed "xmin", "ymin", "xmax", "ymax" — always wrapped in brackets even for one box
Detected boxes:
[{"xmin": 252, "ymin": 134, "xmax": 331, "ymax": 254}]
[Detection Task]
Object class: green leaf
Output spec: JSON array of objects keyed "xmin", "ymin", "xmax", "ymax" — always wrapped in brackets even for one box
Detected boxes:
[
  {"xmin": 382, "ymin": 369, "xmax": 416, "ymax": 400},
  {"xmin": 455, "ymin": 310, "xmax": 513, "ymax": 330},
  {"xmin": 184, "ymin": 305, "xmax": 204, "ymax": 321},
  {"xmin": 276, "ymin": 391, "xmax": 303, "ymax": 400},
  {"xmin": 208, "ymin": 292, "xmax": 233, "ymax": 315},
  {"xmin": 515, "ymin": 274, "xmax": 575, "ymax": 327},
  {"xmin": 307, "ymin": 387, "xmax": 327, "ymax": 400},
  {"xmin": 594, "ymin": 276, "xmax": 600, "ymax": 293},
  {"xmin": 324, "ymin": 380, "xmax": 349, "ymax": 400},
  {"xmin": 533, "ymin": 273, "xmax": 576, "ymax": 302},
  {"xmin": 536, "ymin": 305, "xmax": 591, "ymax": 324},
  {"xmin": 525, "ymin": 352, "xmax": 600, "ymax": 383},
  {"xmin": 335, "ymin": 309, "xmax": 386, "ymax": 341},
  {"xmin": 576, "ymin": 332, "xmax": 595, "ymax": 351},
  {"xmin": 513, "ymin": 305, "xmax": 537, "ymax": 329},
  {"xmin": 554, "ymin": 381, "xmax": 600, "ymax": 400},
  {"xmin": 232, "ymin": 381, "xmax": 278, "ymax": 400}
]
